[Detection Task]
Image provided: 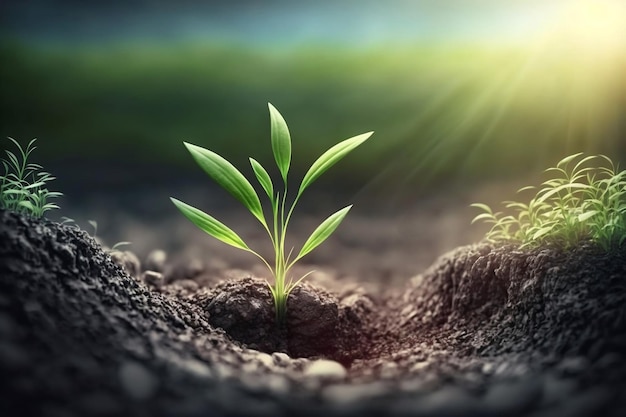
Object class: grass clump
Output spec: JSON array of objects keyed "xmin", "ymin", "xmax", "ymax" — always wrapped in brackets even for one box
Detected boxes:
[
  {"xmin": 472, "ymin": 153, "xmax": 626, "ymax": 251},
  {"xmin": 1, "ymin": 138, "xmax": 61, "ymax": 217},
  {"xmin": 171, "ymin": 103, "xmax": 373, "ymax": 322}
]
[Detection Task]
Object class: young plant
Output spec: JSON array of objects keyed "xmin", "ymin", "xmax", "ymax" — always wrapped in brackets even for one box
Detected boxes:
[
  {"xmin": 171, "ymin": 103, "xmax": 373, "ymax": 322},
  {"xmin": 1, "ymin": 137, "xmax": 61, "ymax": 217},
  {"xmin": 472, "ymin": 153, "xmax": 626, "ymax": 251}
]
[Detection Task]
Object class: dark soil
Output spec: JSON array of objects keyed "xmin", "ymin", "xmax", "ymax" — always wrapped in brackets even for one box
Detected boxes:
[{"xmin": 1, "ymin": 208, "xmax": 626, "ymax": 417}]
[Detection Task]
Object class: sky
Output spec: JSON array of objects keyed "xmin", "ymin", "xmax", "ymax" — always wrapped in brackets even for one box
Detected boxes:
[{"xmin": 0, "ymin": 0, "xmax": 573, "ymax": 46}]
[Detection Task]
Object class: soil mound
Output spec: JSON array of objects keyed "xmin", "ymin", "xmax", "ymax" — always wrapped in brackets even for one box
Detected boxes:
[{"xmin": 1, "ymin": 209, "xmax": 625, "ymax": 417}]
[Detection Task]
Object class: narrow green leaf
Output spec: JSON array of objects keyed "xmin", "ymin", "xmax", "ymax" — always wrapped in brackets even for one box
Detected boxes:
[
  {"xmin": 5, "ymin": 151, "xmax": 21, "ymax": 173},
  {"xmin": 470, "ymin": 203, "xmax": 493, "ymax": 214},
  {"xmin": 171, "ymin": 197, "xmax": 250, "ymax": 251},
  {"xmin": 268, "ymin": 103, "xmax": 291, "ymax": 183},
  {"xmin": 578, "ymin": 211, "xmax": 598, "ymax": 222},
  {"xmin": 42, "ymin": 203, "xmax": 60, "ymax": 211},
  {"xmin": 249, "ymin": 158, "xmax": 274, "ymax": 199},
  {"xmin": 17, "ymin": 200, "xmax": 35, "ymax": 211},
  {"xmin": 471, "ymin": 213, "xmax": 496, "ymax": 224},
  {"xmin": 184, "ymin": 142, "xmax": 266, "ymax": 227},
  {"xmin": 295, "ymin": 205, "xmax": 352, "ymax": 261},
  {"xmin": 532, "ymin": 226, "xmax": 553, "ymax": 240},
  {"xmin": 2, "ymin": 189, "xmax": 28, "ymax": 195},
  {"xmin": 557, "ymin": 152, "xmax": 584, "ymax": 168},
  {"xmin": 24, "ymin": 181, "xmax": 46, "ymax": 190},
  {"xmin": 536, "ymin": 183, "xmax": 589, "ymax": 204},
  {"xmin": 517, "ymin": 185, "xmax": 536, "ymax": 193},
  {"xmin": 298, "ymin": 132, "xmax": 373, "ymax": 196}
]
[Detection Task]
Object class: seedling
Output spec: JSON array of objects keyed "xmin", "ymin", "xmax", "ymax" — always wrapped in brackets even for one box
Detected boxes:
[
  {"xmin": 171, "ymin": 103, "xmax": 373, "ymax": 322},
  {"xmin": 0, "ymin": 137, "xmax": 61, "ymax": 217},
  {"xmin": 472, "ymin": 153, "xmax": 626, "ymax": 251}
]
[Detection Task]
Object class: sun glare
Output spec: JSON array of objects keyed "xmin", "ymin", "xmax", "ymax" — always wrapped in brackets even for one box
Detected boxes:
[{"xmin": 548, "ymin": 0, "xmax": 626, "ymax": 58}]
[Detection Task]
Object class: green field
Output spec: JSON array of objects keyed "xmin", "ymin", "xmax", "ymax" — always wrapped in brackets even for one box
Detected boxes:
[{"xmin": 1, "ymin": 40, "xmax": 624, "ymax": 191}]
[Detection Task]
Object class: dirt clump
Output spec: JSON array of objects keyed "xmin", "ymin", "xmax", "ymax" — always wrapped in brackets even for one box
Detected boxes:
[{"xmin": 190, "ymin": 278, "xmax": 377, "ymax": 364}]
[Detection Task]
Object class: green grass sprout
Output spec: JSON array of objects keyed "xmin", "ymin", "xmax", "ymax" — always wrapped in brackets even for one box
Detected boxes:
[
  {"xmin": 171, "ymin": 103, "xmax": 373, "ymax": 322},
  {"xmin": 472, "ymin": 153, "xmax": 626, "ymax": 251},
  {"xmin": 1, "ymin": 137, "xmax": 61, "ymax": 217}
]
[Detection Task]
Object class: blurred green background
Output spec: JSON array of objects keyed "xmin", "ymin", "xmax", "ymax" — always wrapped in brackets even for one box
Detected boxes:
[{"xmin": 1, "ymin": 0, "xmax": 625, "ymax": 200}]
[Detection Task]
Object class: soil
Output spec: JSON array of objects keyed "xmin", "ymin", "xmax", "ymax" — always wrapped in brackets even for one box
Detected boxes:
[{"xmin": 1, "ymin": 200, "xmax": 625, "ymax": 417}]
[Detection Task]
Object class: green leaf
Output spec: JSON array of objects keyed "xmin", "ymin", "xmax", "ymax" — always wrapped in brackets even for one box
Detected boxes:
[
  {"xmin": 536, "ymin": 183, "xmax": 589, "ymax": 204},
  {"xmin": 532, "ymin": 226, "xmax": 553, "ymax": 240},
  {"xmin": 578, "ymin": 211, "xmax": 598, "ymax": 222},
  {"xmin": 471, "ymin": 213, "xmax": 496, "ymax": 224},
  {"xmin": 171, "ymin": 198, "xmax": 250, "ymax": 251},
  {"xmin": 268, "ymin": 103, "xmax": 291, "ymax": 183},
  {"xmin": 2, "ymin": 189, "xmax": 28, "ymax": 195},
  {"xmin": 17, "ymin": 200, "xmax": 35, "ymax": 211},
  {"xmin": 184, "ymin": 142, "xmax": 266, "ymax": 227},
  {"xmin": 249, "ymin": 158, "xmax": 274, "ymax": 199},
  {"xmin": 556, "ymin": 152, "xmax": 584, "ymax": 168},
  {"xmin": 298, "ymin": 132, "xmax": 373, "ymax": 196},
  {"xmin": 295, "ymin": 205, "xmax": 352, "ymax": 261},
  {"xmin": 470, "ymin": 203, "xmax": 493, "ymax": 214}
]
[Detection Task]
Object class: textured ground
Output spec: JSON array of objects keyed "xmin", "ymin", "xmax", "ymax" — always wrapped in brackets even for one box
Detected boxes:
[{"xmin": 1, "ymin": 205, "xmax": 625, "ymax": 417}]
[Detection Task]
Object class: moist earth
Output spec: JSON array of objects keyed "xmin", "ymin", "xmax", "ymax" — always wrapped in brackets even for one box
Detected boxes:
[{"xmin": 1, "ymin": 208, "xmax": 625, "ymax": 417}]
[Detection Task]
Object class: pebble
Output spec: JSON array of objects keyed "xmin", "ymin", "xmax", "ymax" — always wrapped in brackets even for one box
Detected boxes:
[
  {"xmin": 142, "ymin": 270, "xmax": 164, "ymax": 288},
  {"xmin": 378, "ymin": 361, "xmax": 399, "ymax": 379},
  {"xmin": 272, "ymin": 352, "xmax": 291, "ymax": 366},
  {"xmin": 177, "ymin": 358, "xmax": 213, "ymax": 380},
  {"xmin": 256, "ymin": 353, "xmax": 274, "ymax": 369},
  {"xmin": 145, "ymin": 249, "xmax": 167, "ymax": 273},
  {"xmin": 110, "ymin": 250, "xmax": 141, "ymax": 278},
  {"xmin": 118, "ymin": 361, "xmax": 158, "ymax": 400},
  {"xmin": 409, "ymin": 361, "xmax": 429, "ymax": 372},
  {"xmin": 304, "ymin": 359, "xmax": 347, "ymax": 380}
]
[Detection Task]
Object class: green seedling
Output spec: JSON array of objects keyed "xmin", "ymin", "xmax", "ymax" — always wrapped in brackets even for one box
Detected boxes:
[
  {"xmin": 472, "ymin": 153, "xmax": 626, "ymax": 251},
  {"xmin": 171, "ymin": 103, "xmax": 372, "ymax": 322},
  {"xmin": 0, "ymin": 137, "xmax": 61, "ymax": 217}
]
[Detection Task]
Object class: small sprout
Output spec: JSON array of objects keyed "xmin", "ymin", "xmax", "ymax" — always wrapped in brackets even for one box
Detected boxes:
[
  {"xmin": 0, "ymin": 137, "xmax": 62, "ymax": 217},
  {"xmin": 110, "ymin": 241, "xmax": 133, "ymax": 252},
  {"xmin": 472, "ymin": 153, "xmax": 626, "ymax": 251},
  {"xmin": 88, "ymin": 220, "xmax": 99, "ymax": 237},
  {"xmin": 172, "ymin": 103, "xmax": 373, "ymax": 322}
]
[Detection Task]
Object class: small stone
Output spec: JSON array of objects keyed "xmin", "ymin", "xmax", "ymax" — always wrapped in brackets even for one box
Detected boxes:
[
  {"xmin": 482, "ymin": 362, "xmax": 496, "ymax": 375},
  {"xmin": 118, "ymin": 361, "xmax": 158, "ymax": 400},
  {"xmin": 379, "ymin": 361, "xmax": 399, "ymax": 379},
  {"xmin": 272, "ymin": 352, "xmax": 291, "ymax": 365},
  {"xmin": 145, "ymin": 249, "xmax": 167, "ymax": 273},
  {"xmin": 257, "ymin": 353, "xmax": 274, "ymax": 368},
  {"xmin": 110, "ymin": 250, "xmax": 141, "ymax": 278},
  {"xmin": 304, "ymin": 359, "xmax": 347, "ymax": 380},
  {"xmin": 410, "ymin": 361, "xmax": 429, "ymax": 372},
  {"xmin": 142, "ymin": 270, "xmax": 164, "ymax": 288},
  {"xmin": 177, "ymin": 358, "xmax": 213, "ymax": 379}
]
